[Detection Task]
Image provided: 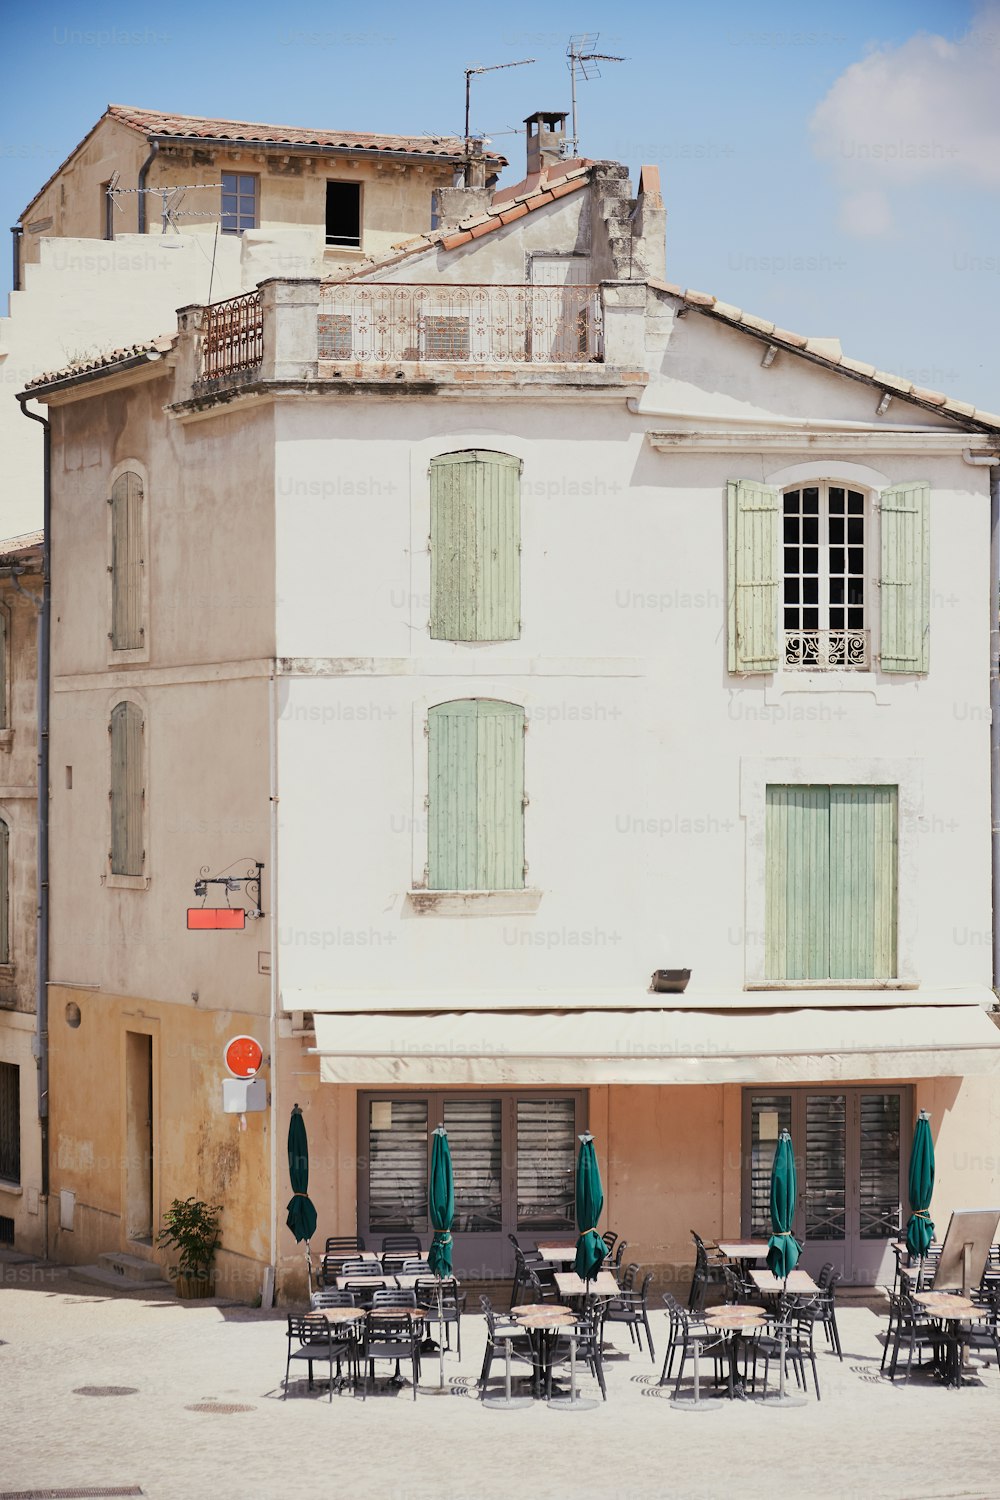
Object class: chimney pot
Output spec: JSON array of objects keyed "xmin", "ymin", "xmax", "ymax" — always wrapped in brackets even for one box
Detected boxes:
[{"xmin": 524, "ymin": 110, "xmax": 568, "ymax": 175}]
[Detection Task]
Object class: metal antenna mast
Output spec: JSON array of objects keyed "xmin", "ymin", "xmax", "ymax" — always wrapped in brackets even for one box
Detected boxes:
[
  {"xmin": 566, "ymin": 33, "xmax": 625, "ymax": 157},
  {"xmin": 464, "ymin": 58, "xmax": 536, "ymax": 158}
]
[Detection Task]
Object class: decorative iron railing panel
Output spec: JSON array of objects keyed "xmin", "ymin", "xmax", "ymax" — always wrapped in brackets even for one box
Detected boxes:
[
  {"xmin": 783, "ymin": 629, "xmax": 870, "ymax": 671},
  {"xmin": 200, "ymin": 291, "xmax": 264, "ymax": 381},
  {"xmin": 318, "ymin": 282, "xmax": 603, "ymax": 364}
]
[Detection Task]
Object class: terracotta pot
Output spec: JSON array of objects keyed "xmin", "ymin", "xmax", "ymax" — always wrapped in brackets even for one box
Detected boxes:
[{"xmin": 175, "ymin": 1273, "xmax": 216, "ymax": 1299}]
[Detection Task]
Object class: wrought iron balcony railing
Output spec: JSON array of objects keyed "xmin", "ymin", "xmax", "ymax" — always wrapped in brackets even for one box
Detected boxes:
[
  {"xmin": 200, "ymin": 290, "xmax": 264, "ymax": 382},
  {"xmin": 318, "ymin": 282, "xmax": 604, "ymax": 365},
  {"xmin": 783, "ymin": 629, "xmax": 870, "ymax": 670}
]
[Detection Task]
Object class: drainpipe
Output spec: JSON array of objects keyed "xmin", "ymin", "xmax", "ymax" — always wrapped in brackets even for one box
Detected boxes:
[
  {"xmin": 267, "ymin": 669, "xmax": 279, "ymax": 1304},
  {"xmin": 963, "ymin": 448, "xmax": 1000, "ymax": 997},
  {"xmin": 137, "ymin": 141, "xmax": 159, "ymax": 235},
  {"xmin": 10, "ymin": 225, "xmax": 22, "ymax": 293},
  {"xmin": 15, "ymin": 393, "xmax": 51, "ymax": 1254}
]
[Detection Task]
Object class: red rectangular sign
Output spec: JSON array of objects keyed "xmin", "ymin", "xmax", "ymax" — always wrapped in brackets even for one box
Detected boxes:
[{"xmin": 187, "ymin": 908, "xmax": 246, "ymax": 931}]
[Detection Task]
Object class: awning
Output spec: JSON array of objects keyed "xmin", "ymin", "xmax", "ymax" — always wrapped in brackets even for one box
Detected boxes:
[{"xmin": 312, "ymin": 1005, "xmax": 1000, "ymax": 1087}]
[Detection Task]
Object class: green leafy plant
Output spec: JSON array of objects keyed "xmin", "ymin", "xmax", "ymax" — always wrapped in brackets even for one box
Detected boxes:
[{"xmin": 157, "ymin": 1197, "xmax": 222, "ymax": 1281}]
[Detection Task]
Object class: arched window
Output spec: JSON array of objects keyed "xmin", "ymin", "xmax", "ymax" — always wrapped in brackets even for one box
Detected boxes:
[
  {"xmin": 429, "ymin": 451, "xmax": 521, "ymax": 642},
  {"xmin": 110, "ymin": 470, "xmax": 144, "ymax": 650},
  {"xmin": 110, "ymin": 702, "xmax": 144, "ymax": 876},
  {"xmin": 427, "ymin": 700, "xmax": 525, "ymax": 890}
]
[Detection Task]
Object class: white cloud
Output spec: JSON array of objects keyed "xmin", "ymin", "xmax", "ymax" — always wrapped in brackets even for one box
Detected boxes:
[{"xmin": 810, "ymin": 3, "xmax": 1000, "ymax": 234}]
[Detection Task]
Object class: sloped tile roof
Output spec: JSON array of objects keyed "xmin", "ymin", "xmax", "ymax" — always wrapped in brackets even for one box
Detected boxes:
[
  {"xmin": 649, "ymin": 279, "xmax": 1000, "ymax": 432},
  {"xmin": 322, "ymin": 165, "xmax": 592, "ymax": 285},
  {"xmin": 106, "ymin": 105, "xmax": 502, "ymax": 163},
  {"xmin": 0, "ymin": 530, "xmax": 44, "ymax": 558},
  {"xmin": 24, "ymin": 335, "xmax": 175, "ymax": 393}
]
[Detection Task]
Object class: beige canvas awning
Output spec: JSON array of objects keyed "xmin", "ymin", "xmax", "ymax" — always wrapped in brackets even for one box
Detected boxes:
[{"xmin": 312, "ymin": 1004, "xmax": 1000, "ymax": 1087}]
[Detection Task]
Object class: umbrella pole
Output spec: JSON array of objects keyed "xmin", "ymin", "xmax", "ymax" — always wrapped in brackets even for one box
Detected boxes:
[{"xmin": 439, "ymin": 1277, "xmax": 445, "ymax": 1390}]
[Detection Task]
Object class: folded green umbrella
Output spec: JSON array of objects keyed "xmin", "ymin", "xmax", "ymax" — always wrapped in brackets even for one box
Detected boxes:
[
  {"xmin": 573, "ymin": 1133, "xmax": 606, "ymax": 1281},
  {"xmin": 905, "ymin": 1110, "xmax": 935, "ymax": 1258},
  {"xmin": 427, "ymin": 1125, "xmax": 454, "ymax": 1279},
  {"xmin": 286, "ymin": 1105, "xmax": 317, "ymax": 1244},
  {"xmin": 766, "ymin": 1129, "xmax": 800, "ymax": 1280}
]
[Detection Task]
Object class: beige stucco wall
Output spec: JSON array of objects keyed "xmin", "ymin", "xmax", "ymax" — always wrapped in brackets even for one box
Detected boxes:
[
  {"xmin": 19, "ymin": 117, "xmax": 146, "ymax": 257},
  {"xmin": 48, "ymin": 983, "xmax": 271, "ymax": 1298}
]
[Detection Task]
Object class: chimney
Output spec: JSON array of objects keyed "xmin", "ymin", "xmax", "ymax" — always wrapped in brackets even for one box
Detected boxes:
[
  {"xmin": 524, "ymin": 111, "xmax": 568, "ymax": 175},
  {"xmin": 435, "ymin": 138, "xmax": 492, "ymax": 230}
]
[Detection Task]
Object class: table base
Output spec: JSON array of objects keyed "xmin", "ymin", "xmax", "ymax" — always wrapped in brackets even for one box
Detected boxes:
[
  {"xmin": 548, "ymin": 1393, "xmax": 601, "ymax": 1411},
  {"xmin": 483, "ymin": 1393, "xmax": 535, "ymax": 1410}
]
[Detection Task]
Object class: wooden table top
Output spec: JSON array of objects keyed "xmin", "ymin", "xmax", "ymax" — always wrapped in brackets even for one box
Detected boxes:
[
  {"xmin": 915, "ymin": 1293, "xmax": 986, "ymax": 1321},
  {"xmin": 536, "ymin": 1244, "xmax": 581, "ymax": 1263},
  {"xmin": 750, "ymin": 1268, "xmax": 819, "ymax": 1294},
  {"xmin": 366, "ymin": 1307, "xmax": 426, "ymax": 1320},
  {"xmin": 717, "ymin": 1242, "xmax": 770, "ymax": 1260},
  {"xmin": 704, "ymin": 1306, "xmax": 769, "ymax": 1330},
  {"xmin": 315, "ymin": 1306, "xmax": 366, "ymax": 1323},
  {"xmin": 515, "ymin": 1311, "xmax": 577, "ymax": 1329},
  {"xmin": 555, "ymin": 1271, "xmax": 620, "ymax": 1298}
]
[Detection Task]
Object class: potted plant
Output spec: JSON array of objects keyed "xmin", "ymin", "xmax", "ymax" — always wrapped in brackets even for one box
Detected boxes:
[{"xmin": 157, "ymin": 1197, "xmax": 222, "ymax": 1299}]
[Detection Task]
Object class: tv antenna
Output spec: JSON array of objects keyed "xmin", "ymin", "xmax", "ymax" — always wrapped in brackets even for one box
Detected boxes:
[
  {"xmin": 106, "ymin": 170, "xmax": 224, "ymax": 235},
  {"xmin": 464, "ymin": 58, "xmax": 536, "ymax": 158},
  {"xmin": 566, "ymin": 33, "xmax": 625, "ymax": 157}
]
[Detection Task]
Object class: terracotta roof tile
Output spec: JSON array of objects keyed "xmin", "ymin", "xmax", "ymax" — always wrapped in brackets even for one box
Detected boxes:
[
  {"xmin": 646, "ymin": 278, "xmax": 1000, "ymax": 431},
  {"xmin": 24, "ymin": 335, "xmax": 175, "ymax": 392}
]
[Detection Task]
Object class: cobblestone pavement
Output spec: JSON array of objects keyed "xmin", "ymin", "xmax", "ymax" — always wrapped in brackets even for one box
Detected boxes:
[{"xmin": 2, "ymin": 1261, "xmax": 999, "ymax": 1500}]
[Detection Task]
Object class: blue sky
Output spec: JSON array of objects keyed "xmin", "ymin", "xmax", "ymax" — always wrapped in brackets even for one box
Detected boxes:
[{"xmin": 3, "ymin": 0, "xmax": 999, "ymax": 408}]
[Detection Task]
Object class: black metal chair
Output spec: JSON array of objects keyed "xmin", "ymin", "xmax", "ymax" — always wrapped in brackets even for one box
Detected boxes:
[
  {"xmin": 749, "ymin": 1297, "xmax": 822, "ymax": 1400},
  {"xmin": 966, "ymin": 1287, "xmax": 1000, "ymax": 1369},
  {"xmin": 325, "ymin": 1234, "xmax": 366, "ymax": 1255},
  {"xmin": 882, "ymin": 1290, "xmax": 942, "ymax": 1383},
  {"xmin": 360, "ymin": 1310, "xmax": 421, "ymax": 1400},
  {"xmin": 478, "ymin": 1296, "xmax": 535, "ymax": 1399},
  {"xmin": 603, "ymin": 1271, "xmax": 656, "ymax": 1361},
  {"xmin": 310, "ymin": 1288, "xmax": 356, "ymax": 1311},
  {"xmin": 601, "ymin": 1231, "xmax": 619, "ymax": 1255},
  {"xmin": 343, "ymin": 1277, "xmax": 384, "ymax": 1310},
  {"xmin": 688, "ymin": 1231, "xmax": 727, "ymax": 1312},
  {"xmin": 381, "ymin": 1233, "xmax": 423, "ymax": 1257},
  {"xmin": 548, "ymin": 1297, "xmax": 608, "ymax": 1400},
  {"xmin": 283, "ymin": 1313, "xmax": 352, "ymax": 1401},
  {"xmin": 658, "ymin": 1295, "xmax": 731, "ymax": 1397},
  {"xmin": 819, "ymin": 1270, "xmax": 844, "ymax": 1359},
  {"xmin": 612, "ymin": 1240, "xmax": 629, "ymax": 1279},
  {"xmin": 415, "ymin": 1276, "xmax": 465, "ymax": 1357}
]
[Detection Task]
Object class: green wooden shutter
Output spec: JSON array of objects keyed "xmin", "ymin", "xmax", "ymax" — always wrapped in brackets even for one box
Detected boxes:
[
  {"xmin": 0, "ymin": 610, "xmax": 7, "ymax": 730},
  {"xmin": 765, "ymin": 786, "xmax": 830, "ymax": 980},
  {"xmin": 879, "ymin": 482, "xmax": 929, "ymax": 673},
  {"xmin": 111, "ymin": 472, "xmax": 144, "ymax": 650},
  {"xmin": 0, "ymin": 820, "xmax": 8, "ymax": 963},
  {"xmin": 110, "ymin": 701, "xmax": 143, "ymax": 876},
  {"xmin": 476, "ymin": 700, "xmax": 525, "ymax": 889},
  {"xmin": 427, "ymin": 699, "xmax": 525, "ymax": 890},
  {"xmin": 727, "ymin": 480, "xmax": 779, "ymax": 673},
  {"xmin": 829, "ymin": 786, "xmax": 897, "ymax": 980},
  {"xmin": 430, "ymin": 452, "xmax": 521, "ymax": 642}
]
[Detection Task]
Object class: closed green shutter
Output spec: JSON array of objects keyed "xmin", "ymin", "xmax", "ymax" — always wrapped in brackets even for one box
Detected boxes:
[
  {"xmin": 430, "ymin": 452, "xmax": 521, "ymax": 642},
  {"xmin": 766, "ymin": 784, "xmax": 898, "ymax": 980},
  {"xmin": 110, "ymin": 701, "xmax": 144, "ymax": 876},
  {"xmin": 0, "ymin": 610, "xmax": 7, "ymax": 730},
  {"xmin": 428, "ymin": 699, "xmax": 525, "ymax": 889},
  {"xmin": 766, "ymin": 786, "xmax": 830, "ymax": 980},
  {"xmin": 0, "ymin": 820, "xmax": 8, "ymax": 963},
  {"xmin": 879, "ymin": 482, "xmax": 929, "ymax": 673},
  {"xmin": 829, "ymin": 786, "xmax": 897, "ymax": 980},
  {"xmin": 111, "ymin": 471, "xmax": 144, "ymax": 650},
  {"xmin": 727, "ymin": 479, "xmax": 779, "ymax": 673}
]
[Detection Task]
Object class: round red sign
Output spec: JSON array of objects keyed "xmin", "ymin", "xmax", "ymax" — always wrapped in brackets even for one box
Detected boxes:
[{"xmin": 224, "ymin": 1035, "xmax": 264, "ymax": 1079}]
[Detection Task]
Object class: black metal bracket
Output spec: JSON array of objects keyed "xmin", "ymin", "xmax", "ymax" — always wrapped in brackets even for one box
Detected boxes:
[{"xmin": 193, "ymin": 860, "xmax": 265, "ymax": 919}]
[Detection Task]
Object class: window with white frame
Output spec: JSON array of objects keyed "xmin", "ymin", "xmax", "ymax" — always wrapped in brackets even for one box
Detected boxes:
[{"xmin": 782, "ymin": 484, "xmax": 868, "ymax": 669}]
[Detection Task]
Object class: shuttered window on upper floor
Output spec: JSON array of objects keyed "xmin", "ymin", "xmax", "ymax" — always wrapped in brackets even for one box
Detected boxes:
[
  {"xmin": 430, "ymin": 451, "xmax": 521, "ymax": 642},
  {"xmin": 110, "ymin": 702, "xmax": 144, "ymax": 876},
  {"xmin": 0, "ymin": 819, "xmax": 8, "ymax": 964},
  {"xmin": 0, "ymin": 610, "xmax": 7, "ymax": 729},
  {"xmin": 765, "ymin": 784, "xmax": 898, "ymax": 982},
  {"xmin": 727, "ymin": 478, "xmax": 929, "ymax": 676},
  {"xmin": 110, "ymin": 471, "xmax": 144, "ymax": 651},
  {"xmin": 427, "ymin": 699, "xmax": 525, "ymax": 891}
]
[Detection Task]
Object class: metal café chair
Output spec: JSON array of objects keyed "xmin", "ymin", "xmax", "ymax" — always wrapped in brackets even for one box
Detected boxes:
[
  {"xmin": 283, "ymin": 1312, "xmax": 352, "ymax": 1402},
  {"xmin": 360, "ymin": 1310, "xmax": 422, "ymax": 1401}
]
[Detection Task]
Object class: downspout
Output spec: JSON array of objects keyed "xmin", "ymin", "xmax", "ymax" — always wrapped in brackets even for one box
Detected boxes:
[
  {"xmin": 16, "ymin": 393, "xmax": 51, "ymax": 1252},
  {"xmin": 10, "ymin": 225, "xmax": 22, "ymax": 293},
  {"xmin": 963, "ymin": 448, "xmax": 1000, "ymax": 998},
  {"xmin": 137, "ymin": 140, "xmax": 159, "ymax": 235},
  {"xmin": 267, "ymin": 668, "xmax": 279, "ymax": 1303}
]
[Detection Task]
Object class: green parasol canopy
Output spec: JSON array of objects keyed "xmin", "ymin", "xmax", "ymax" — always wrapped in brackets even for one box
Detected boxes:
[
  {"xmin": 905, "ymin": 1110, "xmax": 935, "ymax": 1258},
  {"xmin": 427, "ymin": 1125, "xmax": 455, "ymax": 1279},
  {"xmin": 285, "ymin": 1104, "xmax": 317, "ymax": 1244},
  {"xmin": 766, "ymin": 1129, "xmax": 800, "ymax": 1280},
  {"xmin": 573, "ymin": 1132, "xmax": 606, "ymax": 1281}
]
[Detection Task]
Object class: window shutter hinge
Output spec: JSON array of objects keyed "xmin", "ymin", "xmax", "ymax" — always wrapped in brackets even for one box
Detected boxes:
[
  {"xmin": 423, "ymin": 721, "xmax": 429, "ymax": 737},
  {"xmin": 423, "ymin": 795, "xmax": 429, "ymax": 809},
  {"xmin": 522, "ymin": 793, "xmax": 530, "ymax": 808}
]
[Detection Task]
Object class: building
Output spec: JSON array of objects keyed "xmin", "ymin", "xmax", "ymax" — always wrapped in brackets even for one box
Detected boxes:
[
  {"xmin": 20, "ymin": 112, "xmax": 1000, "ymax": 1297},
  {"xmin": 2, "ymin": 104, "xmax": 502, "ymax": 537},
  {"xmin": 0, "ymin": 532, "xmax": 43, "ymax": 1256}
]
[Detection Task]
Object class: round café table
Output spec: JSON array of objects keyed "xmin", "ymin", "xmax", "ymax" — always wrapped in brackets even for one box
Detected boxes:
[
  {"xmin": 703, "ymin": 1306, "xmax": 768, "ymax": 1401},
  {"xmin": 915, "ymin": 1294, "xmax": 988, "ymax": 1387},
  {"xmin": 513, "ymin": 1309, "xmax": 577, "ymax": 1400}
]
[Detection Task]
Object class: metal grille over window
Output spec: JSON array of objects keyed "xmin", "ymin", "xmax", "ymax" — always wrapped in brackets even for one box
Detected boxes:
[
  {"xmin": 805, "ymin": 1094, "xmax": 847, "ymax": 1241},
  {"xmin": 443, "ymin": 1098, "xmax": 502, "ymax": 1232},
  {"xmin": 749, "ymin": 1094, "xmax": 792, "ymax": 1238},
  {"xmin": 859, "ymin": 1093, "xmax": 901, "ymax": 1239},
  {"xmin": 367, "ymin": 1097, "xmax": 429, "ymax": 1233},
  {"xmin": 783, "ymin": 484, "xmax": 868, "ymax": 669},
  {"xmin": 0, "ymin": 1061, "xmax": 20, "ymax": 1183},
  {"xmin": 516, "ymin": 1098, "xmax": 575, "ymax": 1232}
]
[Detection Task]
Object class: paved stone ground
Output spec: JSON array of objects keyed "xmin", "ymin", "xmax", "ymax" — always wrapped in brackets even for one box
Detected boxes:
[{"xmin": 1, "ymin": 1258, "xmax": 998, "ymax": 1500}]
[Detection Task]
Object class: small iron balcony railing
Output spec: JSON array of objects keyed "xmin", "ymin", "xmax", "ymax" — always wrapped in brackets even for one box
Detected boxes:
[
  {"xmin": 318, "ymin": 282, "xmax": 603, "ymax": 365},
  {"xmin": 783, "ymin": 629, "xmax": 871, "ymax": 670},
  {"xmin": 200, "ymin": 290, "xmax": 264, "ymax": 382}
]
